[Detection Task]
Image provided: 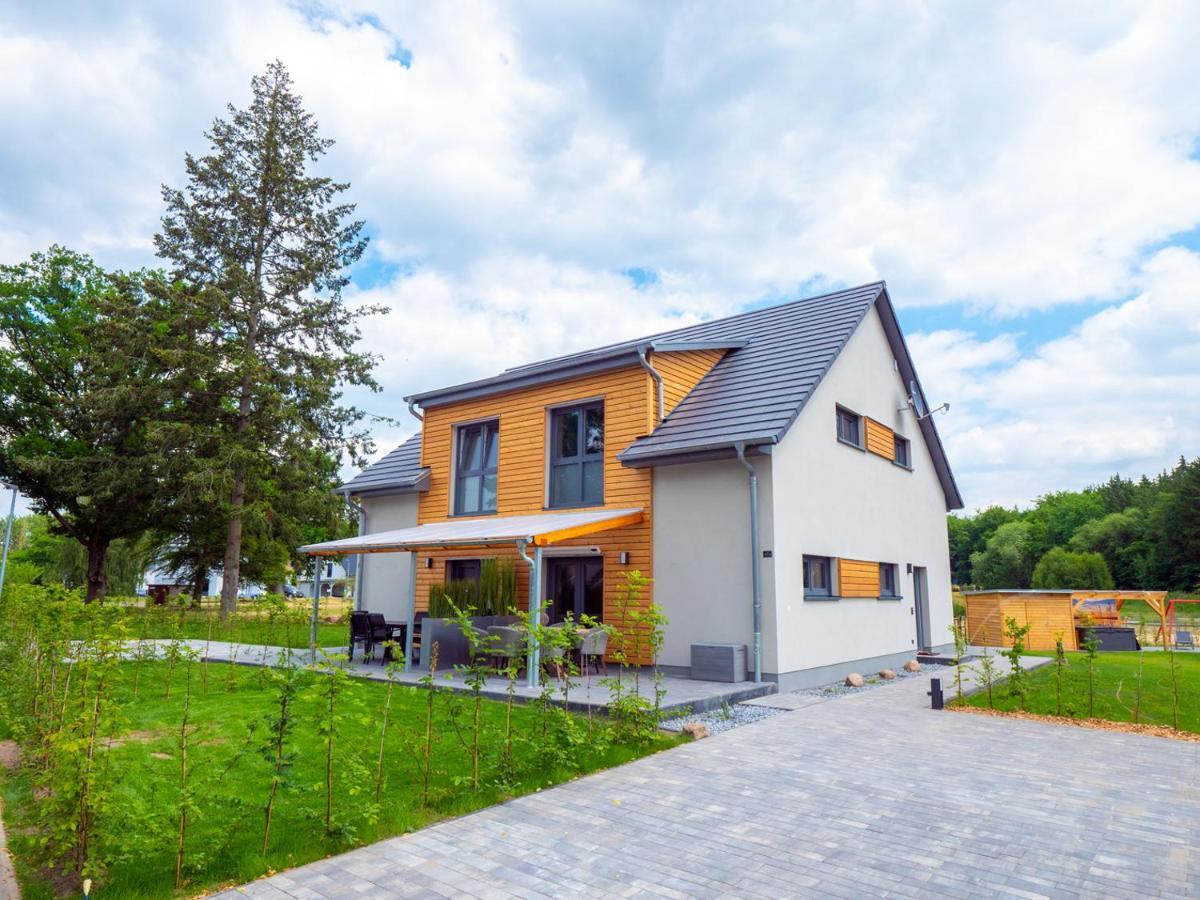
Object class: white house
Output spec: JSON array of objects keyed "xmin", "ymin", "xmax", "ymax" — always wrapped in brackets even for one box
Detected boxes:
[{"xmin": 318, "ymin": 282, "xmax": 962, "ymax": 689}]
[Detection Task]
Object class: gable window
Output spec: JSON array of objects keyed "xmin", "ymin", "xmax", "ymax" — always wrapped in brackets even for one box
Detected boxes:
[
  {"xmin": 836, "ymin": 406, "xmax": 863, "ymax": 449},
  {"xmin": 894, "ymin": 434, "xmax": 911, "ymax": 468},
  {"xmin": 879, "ymin": 563, "xmax": 899, "ymax": 598},
  {"xmin": 447, "ymin": 559, "xmax": 482, "ymax": 583},
  {"xmin": 550, "ymin": 402, "xmax": 604, "ymax": 507},
  {"xmin": 454, "ymin": 421, "xmax": 499, "ymax": 515},
  {"xmin": 803, "ymin": 555, "xmax": 833, "ymax": 597}
]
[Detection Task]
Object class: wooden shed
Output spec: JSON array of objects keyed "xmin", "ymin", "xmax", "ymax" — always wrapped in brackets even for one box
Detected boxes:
[{"xmin": 963, "ymin": 590, "xmax": 1169, "ymax": 651}]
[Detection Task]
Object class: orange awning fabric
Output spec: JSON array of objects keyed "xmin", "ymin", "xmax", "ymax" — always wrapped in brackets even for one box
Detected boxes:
[{"xmin": 298, "ymin": 507, "xmax": 644, "ymax": 557}]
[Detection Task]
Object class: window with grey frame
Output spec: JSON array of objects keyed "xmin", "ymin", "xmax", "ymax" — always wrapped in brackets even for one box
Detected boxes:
[
  {"xmin": 454, "ymin": 421, "xmax": 499, "ymax": 515},
  {"xmin": 879, "ymin": 562, "xmax": 899, "ymax": 598},
  {"xmin": 836, "ymin": 406, "xmax": 862, "ymax": 448},
  {"xmin": 893, "ymin": 434, "xmax": 911, "ymax": 468},
  {"xmin": 549, "ymin": 402, "xmax": 604, "ymax": 507},
  {"xmin": 803, "ymin": 555, "xmax": 833, "ymax": 597}
]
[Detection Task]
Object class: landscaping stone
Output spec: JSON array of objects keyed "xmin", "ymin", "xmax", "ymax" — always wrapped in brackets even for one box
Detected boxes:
[
  {"xmin": 902, "ymin": 659, "xmax": 921, "ymax": 673},
  {"xmin": 844, "ymin": 672, "xmax": 864, "ymax": 687},
  {"xmin": 681, "ymin": 722, "xmax": 710, "ymax": 740},
  {"xmin": 878, "ymin": 668, "xmax": 896, "ymax": 680}
]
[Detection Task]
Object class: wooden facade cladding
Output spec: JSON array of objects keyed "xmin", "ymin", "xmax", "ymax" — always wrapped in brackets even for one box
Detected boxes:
[
  {"xmin": 864, "ymin": 417, "xmax": 895, "ymax": 460},
  {"xmin": 837, "ymin": 558, "xmax": 880, "ymax": 598},
  {"xmin": 415, "ymin": 364, "xmax": 658, "ymax": 659},
  {"xmin": 653, "ymin": 349, "xmax": 727, "ymax": 421}
]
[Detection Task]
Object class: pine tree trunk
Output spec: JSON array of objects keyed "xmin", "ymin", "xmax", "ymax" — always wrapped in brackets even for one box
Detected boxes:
[
  {"xmin": 191, "ymin": 567, "xmax": 208, "ymax": 605},
  {"xmin": 84, "ymin": 537, "xmax": 110, "ymax": 603},
  {"xmin": 219, "ymin": 321, "xmax": 258, "ymax": 617}
]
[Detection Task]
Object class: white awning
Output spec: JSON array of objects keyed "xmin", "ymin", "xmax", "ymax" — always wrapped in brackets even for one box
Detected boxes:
[{"xmin": 299, "ymin": 507, "xmax": 644, "ymax": 556}]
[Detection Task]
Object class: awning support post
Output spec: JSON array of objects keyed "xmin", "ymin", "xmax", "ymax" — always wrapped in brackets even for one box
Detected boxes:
[
  {"xmin": 309, "ymin": 558, "xmax": 322, "ymax": 665},
  {"xmin": 404, "ymin": 551, "xmax": 416, "ymax": 672},
  {"xmin": 518, "ymin": 540, "xmax": 542, "ymax": 688}
]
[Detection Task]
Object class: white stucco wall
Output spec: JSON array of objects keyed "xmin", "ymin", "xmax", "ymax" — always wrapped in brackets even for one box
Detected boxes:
[
  {"xmin": 652, "ymin": 457, "xmax": 776, "ymax": 672},
  {"xmin": 358, "ymin": 493, "xmax": 419, "ymax": 620},
  {"xmin": 770, "ymin": 305, "xmax": 955, "ymax": 676}
]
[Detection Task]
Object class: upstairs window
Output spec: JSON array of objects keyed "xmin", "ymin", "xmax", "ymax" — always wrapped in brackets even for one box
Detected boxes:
[
  {"xmin": 879, "ymin": 563, "xmax": 899, "ymax": 598},
  {"xmin": 454, "ymin": 421, "xmax": 499, "ymax": 515},
  {"xmin": 550, "ymin": 402, "xmax": 605, "ymax": 507},
  {"xmin": 836, "ymin": 406, "xmax": 862, "ymax": 449},
  {"xmin": 894, "ymin": 434, "xmax": 911, "ymax": 468},
  {"xmin": 803, "ymin": 555, "xmax": 833, "ymax": 597}
]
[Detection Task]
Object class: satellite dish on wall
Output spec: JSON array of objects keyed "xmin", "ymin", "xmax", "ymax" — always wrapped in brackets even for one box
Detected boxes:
[{"xmin": 908, "ymin": 380, "xmax": 927, "ymax": 418}]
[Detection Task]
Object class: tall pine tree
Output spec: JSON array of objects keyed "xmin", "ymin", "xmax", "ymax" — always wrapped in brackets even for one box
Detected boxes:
[{"xmin": 156, "ymin": 61, "xmax": 378, "ymax": 614}]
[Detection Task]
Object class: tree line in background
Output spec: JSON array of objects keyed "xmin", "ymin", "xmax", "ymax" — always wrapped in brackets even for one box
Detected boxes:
[
  {"xmin": 0, "ymin": 62, "xmax": 378, "ymax": 606},
  {"xmin": 949, "ymin": 456, "xmax": 1200, "ymax": 592}
]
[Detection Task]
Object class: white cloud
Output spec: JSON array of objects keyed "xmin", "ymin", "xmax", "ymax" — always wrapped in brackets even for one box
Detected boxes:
[
  {"xmin": 911, "ymin": 247, "xmax": 1200, "ymax": 510},
  {"xmin": 2, "ymin": 1, "xmax": 1200, "ymax": 507}
]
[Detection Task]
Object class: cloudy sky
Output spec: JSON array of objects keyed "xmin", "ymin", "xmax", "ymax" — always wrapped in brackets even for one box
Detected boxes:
[{"xmin": 2, "ymin": 0, "xmax": 1198, "ymax": 514}]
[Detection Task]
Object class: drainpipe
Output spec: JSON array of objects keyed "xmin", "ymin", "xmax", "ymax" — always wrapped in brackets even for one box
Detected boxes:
[
  {"xmin": 309, "ymin": 557, "xmax": 323, "ymax": 664},
  {"xmin": 517, "ymin": 539, "xmax": 542, "ymax": 688},
  {"xmin": 407, "ymin": 399, "xmax": 424, "ymax": 422},
  {"xmin": 341, "ymin": 491, "xmax": 367, "ymax": 612},
  {"xmin": 637, "ymin": 346, "xmax": 665, "ymax": 424},
  {"xmin": 734, "ymin": 442, "xmax": 763, "ymax": 683}
]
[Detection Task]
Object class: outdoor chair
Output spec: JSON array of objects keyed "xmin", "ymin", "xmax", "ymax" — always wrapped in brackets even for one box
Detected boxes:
[
  {"xmin": 578, "ymin": 628, "xmax": 608, "ymax": 676},
  {"xmin": 367, "ymin": 613, "xmax": 401, "ymax": 662},
  {"xmin": 348, "ymin": 611, "xmax": 372, "ymax": 661},
  {"xmin": 1177, "ymin": 630, "xmax": 1195, "ymax": 651},
  {"xmin": 410, "ymin": 611, "xmax": 427, "ymax": 665},
  {"xmin": 487, "ymin": 625, "xmax": 525, "ymax": 673}
]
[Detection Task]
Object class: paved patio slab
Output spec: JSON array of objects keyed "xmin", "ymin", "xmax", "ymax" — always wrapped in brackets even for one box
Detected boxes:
[{"xmin": 214, "ymin": 668, "xmax": 1200, "ymax": 898}]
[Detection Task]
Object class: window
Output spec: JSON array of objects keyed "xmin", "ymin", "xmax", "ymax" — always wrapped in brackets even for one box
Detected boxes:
[
  {"xmin": 836, "ymin": 406, "xmax": 862, "ymax": 448},
  {"xmin": 894, "ymin": 434, "xmax": 911, "ymax": 468},
  {"xmin": 549, "ymin": 402, "xmax": 604, "ymax": 507},
  {"xmin": 454, "ymin": 421, "xmax": 499, "ymax": 515},
  {"xmin": 879, "ymin": 563, "xmax": 899, "ymax": 598},
  {"xmin": 804, "ymin": 555, "xmax": 833, "ymax": 597},
  {"xmin": 447, "ymin": 559, "xmax": 481, "ymax": 583}
]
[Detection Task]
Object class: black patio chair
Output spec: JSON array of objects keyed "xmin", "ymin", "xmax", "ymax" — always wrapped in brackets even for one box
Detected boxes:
[
  {"xmin": 367, "ymin": 612, "xmax": 401, "ymax": 662},
  {"xmin": 348, "ymin": 611, "xmax": 372, "ymax": 661}
]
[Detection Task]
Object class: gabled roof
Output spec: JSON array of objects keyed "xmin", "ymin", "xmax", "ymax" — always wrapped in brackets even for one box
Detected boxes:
[
  {"xmin": 339, "ymin": 433, "xmax": 429, "ymax": 496},
  {"xmin": 363, "ymin": 282, "xmax": 962, "ymax": 510}
]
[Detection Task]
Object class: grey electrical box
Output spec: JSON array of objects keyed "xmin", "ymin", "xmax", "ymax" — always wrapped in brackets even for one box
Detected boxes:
[{"xmin": 690, "ymin": 643, "xmax": 748, "ymax": 682}]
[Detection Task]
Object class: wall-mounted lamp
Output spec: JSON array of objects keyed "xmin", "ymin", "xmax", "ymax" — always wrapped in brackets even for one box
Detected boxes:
[
  {"xmin": 424, "ymin": 557, "xmax": 433, "ymax": 569},
  {"xmin": 619, "ymin": 551, "xmax": 630, "ymax": 565}
]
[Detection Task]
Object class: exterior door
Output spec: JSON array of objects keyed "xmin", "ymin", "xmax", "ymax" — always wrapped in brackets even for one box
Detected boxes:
[
  {"xmin": 913, "ymin": 566, "xmax": 932, "ymax": 652},
  {"xmin": 546, "ymin": 557, "xmax": 604, "ymax": 624}
]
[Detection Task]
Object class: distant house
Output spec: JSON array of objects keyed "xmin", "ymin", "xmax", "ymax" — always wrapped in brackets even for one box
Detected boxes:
[
  {"xmin": 318, "ymin": 282, "xmax": 962, "ymax": 689},
  {"xmin": 296, "ymin": 557, "xmax": 355, "ymax": 599}
]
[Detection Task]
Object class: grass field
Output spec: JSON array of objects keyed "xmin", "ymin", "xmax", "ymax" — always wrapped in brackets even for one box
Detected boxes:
[
  {"xmin": 84, "ymin": 596, "xmax": 352, "ymax": 648},
  {"xmin": 957, "ymin": 650, "xmax": 1200, "ymax": 733},
  {"xmin": 0, "ymin": 659, "xmax": 681, "ymax": 898}
]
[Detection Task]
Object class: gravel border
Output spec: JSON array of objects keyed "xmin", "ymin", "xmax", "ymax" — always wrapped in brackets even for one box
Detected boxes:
[
  {"xmin": 792, "ymin": 661, "xmax": 947, "ymax": 699},
  {"xmin": 661, "ymin": 703, "xmax": 784, "ymax": 734}
]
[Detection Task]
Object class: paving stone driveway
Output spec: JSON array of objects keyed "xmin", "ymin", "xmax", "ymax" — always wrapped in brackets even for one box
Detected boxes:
[{"xmin": 218, "ymin": 673, "xmax": 1200, "ymax": 899}]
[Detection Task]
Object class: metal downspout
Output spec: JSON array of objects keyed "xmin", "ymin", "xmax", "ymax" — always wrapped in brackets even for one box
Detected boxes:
[
  {"xmin": 637, "ymin": 346, "xmax": 665, "ymax": 424},
  {"xmin": 734, "ymin": 442, "xmax": 763, "ymax": 683},
  {"xmin": 341, "ymin": 491, "xmax": 367, "ymax": 612},
  {"xmin": 407, "ymin": 399, "xmax": 424, "ymax": 422},
  {"xmin": 517, "ymin": 539, "xmax": 542, "ymax": 688}
]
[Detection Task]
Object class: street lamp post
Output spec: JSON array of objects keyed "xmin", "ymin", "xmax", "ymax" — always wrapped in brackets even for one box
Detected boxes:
[{"xmin": 0, "ymin": 484, "xmax": 17, "ymax": 599}]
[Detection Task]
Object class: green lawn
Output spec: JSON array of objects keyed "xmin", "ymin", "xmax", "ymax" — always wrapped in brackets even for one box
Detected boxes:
[
  {"xmin": 957, "ymin": 650, "xmax": 1200, "ymax": 733},
  {"xmin": 0, "ymin": 660, "xmax": 680, "ymax": 898},
  {"xmin": 79, "ymin": 600, "xmax": 349, "ymax": 648}
]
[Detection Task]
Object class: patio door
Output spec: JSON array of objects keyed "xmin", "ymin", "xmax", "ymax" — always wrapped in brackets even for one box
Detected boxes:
[{"xmin": 546, "ymin": 557, "xmax": 604, "ymax": 624}]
